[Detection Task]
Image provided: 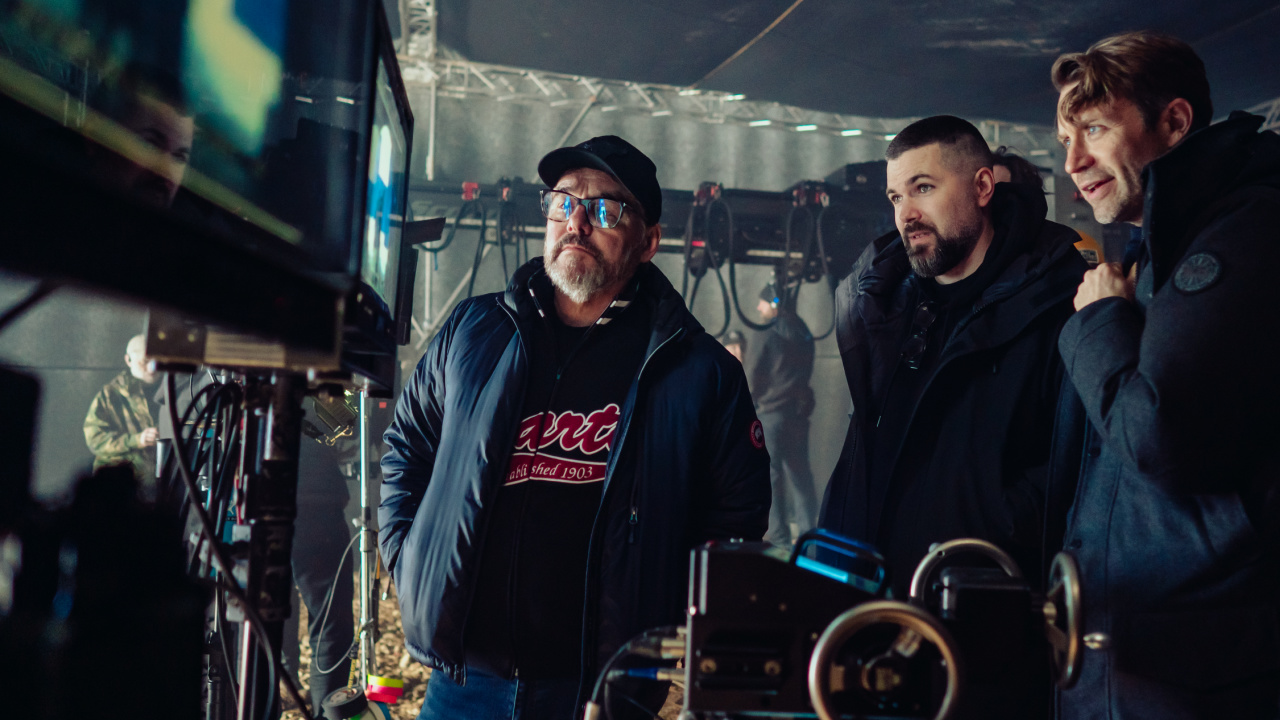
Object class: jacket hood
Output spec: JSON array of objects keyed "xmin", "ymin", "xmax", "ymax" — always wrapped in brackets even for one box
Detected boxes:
[
  {"xmin": 500, "ymin": 257, "xmax": 705, "ymax": 345},
  {"xmin": 1143, "ymin": 112, "xmax": 1280, "ymax": 289}
]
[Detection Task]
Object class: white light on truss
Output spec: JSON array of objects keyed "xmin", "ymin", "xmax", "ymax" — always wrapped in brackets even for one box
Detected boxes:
[
  {"xmin": 600, "ymin": 105, "xmax": 619, "ymax": 112},
  {"xmin": 749, "ymin": 119, "xmax": 772, "ymax": 127},
  {"xmin": 795, "ymin": 124, "xmax": 818, "ymax": 132},
  {"xmin": 725, "ymin": 94, "xmax": 746, "ymax": 101},
  {"xmin": 336, "ymin": 97, "xmax": 355, "ymax": 105},
  {"xmin": 651, "ymin": 109, "xmax": 673, "ymax": 117},
  {"xmin": 294, "ymin": 95, "xmax": 313, "ymax": 104},
  {"xmin": 841, "ymin": 129, "xmax": 863, "ymax": 137},
  {"xmin": 678, "ymin": 89, "xmax": 700, "ymax": 96},
  {"xmin": 884, "ymin": 133, "xmax": 897, "ymax": 140}
]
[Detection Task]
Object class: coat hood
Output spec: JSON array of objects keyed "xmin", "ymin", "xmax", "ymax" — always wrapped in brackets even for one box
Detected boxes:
[
  {"xmin": 854, "ymin": 181, "xmax": 1084, "ymax": 345},
  {"xmin": 1143, "ymin": 112, "xmax": 1280, "ymax": 292}
]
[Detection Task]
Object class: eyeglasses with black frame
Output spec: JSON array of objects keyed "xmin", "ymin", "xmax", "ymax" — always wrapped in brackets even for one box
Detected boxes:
[
  {"xmin": 900, "ymin": 301, "xmax": 938, "ymax": 370},
  {"xmin": 539, "ymin": 189, "xmax": 630, "ymax": 229}
]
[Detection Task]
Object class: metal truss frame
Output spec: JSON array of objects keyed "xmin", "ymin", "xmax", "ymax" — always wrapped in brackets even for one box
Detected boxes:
[
  {"xmin": 394, "ymin": 3, "xmax": 1057, "ymax": 151},
  {"xmin": 399, "ymin": 55, "xmax": 1057, "ymax": 150}
]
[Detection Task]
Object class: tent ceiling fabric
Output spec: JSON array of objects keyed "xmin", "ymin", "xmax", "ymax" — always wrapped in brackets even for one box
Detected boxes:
[{"xmin": 436, "ymin": 0, "xmax": 1280, "ymax": 124}]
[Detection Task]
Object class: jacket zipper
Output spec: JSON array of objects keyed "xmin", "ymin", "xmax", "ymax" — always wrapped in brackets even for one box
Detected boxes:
[{"xmin": 576, "ymin": 326, "xmax": 684, "ymax": 705}]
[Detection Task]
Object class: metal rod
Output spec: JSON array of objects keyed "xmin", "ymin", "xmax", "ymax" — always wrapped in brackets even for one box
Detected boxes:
[
  {"xmin": 544, "ymin": 94, "xmax": 598, "ymax": 170},
  {"xmin": 426, "ymin": 78, "xmax": 437, "ymax": 181},
  {"xmin": 416, "ymin": 244, "xmax": 491, "ymax": 350},
  {"xmin": 236, "ymin": 620, "xmax": 255, "ymax": 720},
  {"xmin": 358, "ymin": 389, "xmax": 377, "ymax": 682}
]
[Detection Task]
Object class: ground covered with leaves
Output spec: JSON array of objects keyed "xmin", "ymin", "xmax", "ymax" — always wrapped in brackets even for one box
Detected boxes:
[
  {"xmin": 280, "ymin": 576, "xmax": 681, "ymax": 720},
  {"xmin": 282, "ymin": 577, "xmax": 429, "ymax": 720}
]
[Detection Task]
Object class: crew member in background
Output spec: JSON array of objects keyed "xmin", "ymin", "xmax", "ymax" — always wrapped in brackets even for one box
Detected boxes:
[
  {"xmin": 84, "ymin": 333, "xmax": 158, "ymax": 485},
  {"xmin": 1052, "ymin": 31, "xmax": 1280, "ymax": 719},
  {"xmin": 993, "ymin": 147, "xmax": 1104, "ymax": 266},
  {"xmin": 283, "ymin": 405, "xmax": 355, "ymax": 713},
  {"xmin": 822, "ymin": 115, "xmax": 1087, "ymax": 719},
  {"xmin": 992, "ymin": 146, "xmax": 1046, "ymax": 190},
  {"xmin": 380, "ymin": 135, "xmax": 770, "ymax": 720},
  {"xmin": 746, "ymin": 282, "xmax": 817, "ymax": 546}
]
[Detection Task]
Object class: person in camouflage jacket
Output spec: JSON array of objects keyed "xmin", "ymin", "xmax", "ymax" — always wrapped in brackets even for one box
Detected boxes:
[{"xmin": 84, "ymin": 334, "xmax": 158, "ymax": 483}]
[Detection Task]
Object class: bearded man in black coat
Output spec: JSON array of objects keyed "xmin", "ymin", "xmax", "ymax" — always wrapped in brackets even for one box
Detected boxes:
[{"xmin": 822, "ymin": 115, "xmax": 1087, "ymax": 719}]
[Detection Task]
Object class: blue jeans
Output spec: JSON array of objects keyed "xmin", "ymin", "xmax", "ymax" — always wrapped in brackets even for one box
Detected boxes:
[{"xmin": 417, "ymin": 668, "xmax": 579, "ymax": 720}]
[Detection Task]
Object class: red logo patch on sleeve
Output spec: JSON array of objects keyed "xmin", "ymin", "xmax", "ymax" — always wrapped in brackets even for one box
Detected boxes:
[{"xmin": 750, "ymin": 420, "xmax": 765, "ymax": 450}]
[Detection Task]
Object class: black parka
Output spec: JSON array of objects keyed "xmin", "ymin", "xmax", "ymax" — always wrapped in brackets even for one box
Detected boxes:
[
  {"xmin": 822, "ymin": 183, "xmax": 1087, "ymax": 594},
  {"xmin": 1057, "ymin": 113, "xmax": 1280, "ymax": 720},
  {"xmin": 378, "ymin": 258, "xmax": 770, "ymax": 698}
]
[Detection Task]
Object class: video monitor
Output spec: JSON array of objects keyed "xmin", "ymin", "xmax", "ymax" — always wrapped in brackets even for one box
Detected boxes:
[
  {"xmin": 338, "ymin": 0, "xmax": 416, "ymax": 393},
  {"xmin": 362, "ymin": 58, "xmax": 408, "ymax": 325},
  {"xmin": 0, "ymin": 0, "xmax": 398, "ymax": 355}
]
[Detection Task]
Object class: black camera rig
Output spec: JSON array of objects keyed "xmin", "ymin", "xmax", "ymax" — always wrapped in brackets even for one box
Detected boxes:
[{"xmin": 585, "ymin": 531, "xmax": 1089, "ymax": 720}]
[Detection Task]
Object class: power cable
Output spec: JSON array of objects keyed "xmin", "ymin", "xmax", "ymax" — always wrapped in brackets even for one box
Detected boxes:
[
  {"xmin": 311, "ymin": 531, "xmax": 363, "ymax": 675},
  {"xmin": 724, "ymin": 199, "xmax": 777, "ymax": 331},
  {"xmin": 809, "ymin": 205, "xmax": 839, "ymax": 340},
  {"xmin": 164, "ymin": 373, "xmax": 313, "ymax": 720},
  {"xmin": 681, "ymin": 198, "xmax": 734, "ymax": 337},
  {"xmin": 464, "ymin": 204, "xmax": 491, "ymax": 298},
  {"xmin": 421, "ymin": 200, "xmax": 484, "ymax": 271}
]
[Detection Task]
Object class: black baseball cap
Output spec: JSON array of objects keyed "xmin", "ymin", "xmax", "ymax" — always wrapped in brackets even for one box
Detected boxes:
[
  {"xmin": 538, "ymin": 135, "xmax": 663, "ymax": 226},
  {"xmin": 760, "ymin": 282, "xmax": 781, "ymax": 304}
]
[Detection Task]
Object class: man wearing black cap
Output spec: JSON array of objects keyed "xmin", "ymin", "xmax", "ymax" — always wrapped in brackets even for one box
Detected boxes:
[
  {"xmin": 380, "ymin": 136, "xmax": 771, "ymax": 720},
  {"xmin": 745, "ymin": 283, "xmax": 817, "ymax": 546}
]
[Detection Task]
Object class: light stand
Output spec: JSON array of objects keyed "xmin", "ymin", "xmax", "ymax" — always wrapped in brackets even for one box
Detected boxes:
[{"xmin": 357, "ymin": 389, "xmax": 380, "ymax": 682}]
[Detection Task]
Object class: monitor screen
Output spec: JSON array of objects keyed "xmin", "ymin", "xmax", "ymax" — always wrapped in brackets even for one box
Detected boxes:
[
  {"xmin": 361, "ymin": 55, "xmax": 409, "ymax": 314},
  {"xmin": 0, "ymin": 0, "xmax": 388, "ymax": 348}
]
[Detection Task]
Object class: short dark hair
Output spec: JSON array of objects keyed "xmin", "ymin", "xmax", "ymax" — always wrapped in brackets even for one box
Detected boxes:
[
  {"xmin": 1052, "ymin": 31, "xmax": 1212, "ymax": 132},
  {"xmin": 886, "ymin": 115, "xmax": 993, "ymax": 176},
  {"xmin": 992, "ymin": 146, "xmax": 1045, "ymax": 193}
]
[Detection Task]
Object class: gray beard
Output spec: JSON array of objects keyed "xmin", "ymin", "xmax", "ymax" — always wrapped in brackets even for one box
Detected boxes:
[
  {"xmin": 905, "ymin": 215, "xmax": 984, "ymax": 278},
  {"xmin": 545, "ymin": 234, "xmax": 642, "ymax": 304},
  {"xmin": 547, "ymin": 252, "xmax": 609, "ymax": 304}
]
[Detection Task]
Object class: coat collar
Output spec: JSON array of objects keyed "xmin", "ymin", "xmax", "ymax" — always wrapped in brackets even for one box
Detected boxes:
[
  {"xmin": 500, "ymin": 257, "xmax": 704, "ymax": 351},
  {"xmin": 1142, "ymin": 112, "xmax": 1280, "ymax": 291}
]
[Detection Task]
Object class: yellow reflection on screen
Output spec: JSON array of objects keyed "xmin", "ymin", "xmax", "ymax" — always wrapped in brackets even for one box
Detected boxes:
[{"xmin": 182, "ymin": 0, "xmax": 281, "ymax": 154}]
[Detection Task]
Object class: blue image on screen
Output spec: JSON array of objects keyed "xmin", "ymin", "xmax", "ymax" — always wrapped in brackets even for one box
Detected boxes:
[{"xmin": 361, "ymin": 56, "xmax": 407, "ymax": 310}]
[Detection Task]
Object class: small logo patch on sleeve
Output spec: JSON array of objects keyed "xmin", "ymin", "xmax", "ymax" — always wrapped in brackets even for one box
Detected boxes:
[
  {"xmin": 1173, "ymin": 252, "xmax": 1222, "ymax": 295},
  {"xmin": 750, "ymin": 420, "xmax": 765, "ymax": 450}
]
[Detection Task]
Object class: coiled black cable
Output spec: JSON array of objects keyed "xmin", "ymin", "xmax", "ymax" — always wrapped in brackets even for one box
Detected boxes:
[
  {"xmin": 726, "ymin": 198, "xmax": 778, "ymax": 332},
  {"xmin": 465, "ymin": 203, "xmax": 492, "ymax": 298},
  {"xmin": 808, "ymin": 205, "xmax": 840, "ymax": 341},
  {"xmin": 682, "ymin": 199, "xmax": 733, "ymax": 337},
  {"xmin": 422, "ymin": 199, "xmax": 486, "ymax": 273}
]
